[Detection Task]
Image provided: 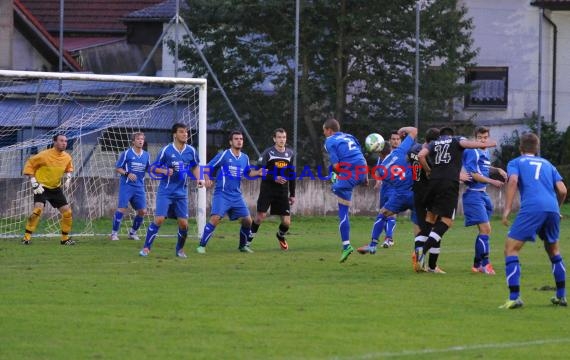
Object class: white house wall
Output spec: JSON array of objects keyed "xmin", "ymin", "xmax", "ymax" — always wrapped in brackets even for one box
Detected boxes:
[
  {"xmin": 159, "ymin": 23, "xmax": 192, "ymax": 78},
  {"xmin": 550, "ymin": 11, "xmax": 570, "ymax": 129},
  {"xmin": 458, "ymin": 0, "xmax": 557, "ymax": 130},
  {"xmin": 12, "ymin": 29, "xmax": 51, "ymax": 72}
]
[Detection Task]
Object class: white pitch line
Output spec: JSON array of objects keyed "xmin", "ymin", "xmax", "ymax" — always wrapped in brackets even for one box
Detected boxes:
[{"xmin": 333, "ymin": 338, "xmax": 570, "ymax": 359}]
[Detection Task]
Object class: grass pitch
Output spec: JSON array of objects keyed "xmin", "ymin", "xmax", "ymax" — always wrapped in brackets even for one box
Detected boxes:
[{"xmin": 1, "ymin": 212, "xmax": 570, "ymax": 359}]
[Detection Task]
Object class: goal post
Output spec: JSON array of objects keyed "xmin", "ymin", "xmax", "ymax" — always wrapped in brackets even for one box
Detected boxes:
[{"xmin": 0, "ymin": 69, "xmax": 207, "ymax": 239}]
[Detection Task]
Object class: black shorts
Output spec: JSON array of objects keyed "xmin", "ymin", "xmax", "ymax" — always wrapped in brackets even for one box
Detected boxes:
[
  {"xmin": 34, "ymin": 187, "xmax": 68, "ymax": 209},
  {"xmin": 256, "ymin": 188, "xmax": 290, "ymax": 216},
  {"xmin": 423, "ymin": 179, "xmax": 459, "ymax": 219}
]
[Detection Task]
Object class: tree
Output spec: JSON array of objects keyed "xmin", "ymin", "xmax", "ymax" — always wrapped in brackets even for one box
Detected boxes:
[
  {"xmin": 493, "ymin": 113, "xmax": 565, "ymax": 169},
  {"xmin": 176, "ymin": 0, "xmax": 477, "ymax": 166}
]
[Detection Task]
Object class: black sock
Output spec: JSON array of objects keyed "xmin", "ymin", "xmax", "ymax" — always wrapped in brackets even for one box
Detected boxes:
[
  {"xmin": 251, "ymin": 222, "xmax": 260, "ymax": 234},
  {"xmin": 278, "ymin": 223, "xmax": 289, "ymax": 237},
  {"xmin": 249, "ymin": 222, "xmax": 260, "ymax": 243}
]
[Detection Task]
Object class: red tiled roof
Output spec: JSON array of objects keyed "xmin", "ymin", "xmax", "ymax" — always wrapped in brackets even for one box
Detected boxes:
[{"xmin": 19, "ymin": 0, "xmax": 164, "ymax": 34}]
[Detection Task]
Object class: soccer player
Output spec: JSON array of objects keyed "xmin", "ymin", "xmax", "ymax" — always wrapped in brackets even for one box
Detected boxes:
[
  {"xmin": 373, "ymin": 143, "xmax": 393, "ymax": 244},
  {"xmin": 248, "ymin": 128, "xmax": 295, "ymax": 250},
  {"xmin": 110, "ymin": 132, "xmax": 150, "ymax": 241},
  {"xmin": 462, "ymin": 126, "xmax": 507, "ymax": 275},
  {"xmin": 500, "ymin": 132, "xmax": 567, "ymax": 309},
  {"xmin": 408, "ymin": 128, "xmax": 440, "ymax": 268},
  {"xmin": 383, "ymin": 130, "xmax": 403, "ymax": 246},
  {"xmin": 196, "ymin": 130, "xmax": 263, "ymax": 253},
  {"xmin": 323, "ymin": 118, "xmax": 368, "ymax": 263},
  {"xmin": 22, "ymin": 134, "xmax": 75, "ymax": 245},
  {"xmin": 139, "ymin": 123, "xmax": 203, "ymax": 258},
  {"xmin": 417, "ymin": 127, "xmax": 496, "ymax": 273},
  {"xmin": 357, "ymin": 126, "xmax": 417, "ymax": 254}
]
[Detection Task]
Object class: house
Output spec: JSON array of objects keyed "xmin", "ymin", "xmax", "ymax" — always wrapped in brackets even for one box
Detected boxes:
[
  {"xmin": 1, "ymin": 0, "xmax": 166, "ymax": 73},
  {"xmin": 122, "ymin": 0, "xmax": 191, "ymax": 78},
  {"xmin": 0, "ymin": 0, "xmax": 81, "ymax": 71},
  {"xmin": 458, "ymin": 0, "xmax": 570, "ymax": 140}
]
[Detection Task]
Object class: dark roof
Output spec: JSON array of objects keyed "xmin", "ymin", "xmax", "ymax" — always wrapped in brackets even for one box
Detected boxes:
[
  {"xmin": 19, "ymin": 0, "xmax": 165, "ymax": 34},
  {"xmin": 531, "ymin": 0, "xmax": 570, "ymax": 10},
  {"xmin": 123, "ymin": 0, "xmax": 188, "ymax": 22}
]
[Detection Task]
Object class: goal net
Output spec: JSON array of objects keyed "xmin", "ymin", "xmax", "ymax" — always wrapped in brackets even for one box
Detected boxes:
[{"xmin": 0, "ymin": 70, "xmax": 207, "ymax": 239}]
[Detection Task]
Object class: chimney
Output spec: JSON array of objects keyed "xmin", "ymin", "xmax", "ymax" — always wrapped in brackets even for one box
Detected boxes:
[{"xmin": 0, "ymin": 0, "xmax": 13, "ymax": 69}]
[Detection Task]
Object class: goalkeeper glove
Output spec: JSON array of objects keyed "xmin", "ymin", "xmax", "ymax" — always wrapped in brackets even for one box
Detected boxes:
[
  {"xmin": 30, "ymin": 177, "xmax": 44, "ymax": 195},
  {"xmin": 63, "ymin": 173, "xmax": 72, "ymax": 189}
]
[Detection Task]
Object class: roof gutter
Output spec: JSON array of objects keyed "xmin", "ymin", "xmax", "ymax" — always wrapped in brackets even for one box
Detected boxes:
[{"xmin": 542, "ymin": 11, "xmax": 557, "ymax": 124}]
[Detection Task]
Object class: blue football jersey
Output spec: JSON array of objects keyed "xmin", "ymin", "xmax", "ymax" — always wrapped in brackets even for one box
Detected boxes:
[
  {"xmin": 381, "ymin": 135, "xmax": 415, "ymax": 192},
  {"xmin": 324, "ymin": 132, "xmax": 367, "ymax": 167},
  {"xmin": 207, "ymin": 149, "xmax": 251, "ymax": 197},
  {"xmin": 507, "ymin": 155, "xmax": 562, "ymax": 212},
  {"xmin": 115, "ymin": 148, "xmax": 150, "ymax": 188},
  {"xmin": 153, "ymin": 143, "xmax": 200, "ymax": 197},
  {"xmin": 462, "ymin": 148, "xmax": 491, "ymax": 191}
]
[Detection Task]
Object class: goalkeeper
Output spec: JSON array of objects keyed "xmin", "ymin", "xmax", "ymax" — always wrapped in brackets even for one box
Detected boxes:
[{"xmin": 22, "ymin": 134, "xmax": 75, "ymax": 245}]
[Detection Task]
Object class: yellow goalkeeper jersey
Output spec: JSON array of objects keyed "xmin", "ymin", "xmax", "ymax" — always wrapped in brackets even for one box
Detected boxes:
[{"xmin": 23, "ymin": 148, "xmax": 73, "ymax": 189}]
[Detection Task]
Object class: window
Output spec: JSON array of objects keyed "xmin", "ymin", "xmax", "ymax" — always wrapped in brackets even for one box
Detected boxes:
[{"xmin": 465, "ymin": 67, "xmax": 508, "ymax": 109}]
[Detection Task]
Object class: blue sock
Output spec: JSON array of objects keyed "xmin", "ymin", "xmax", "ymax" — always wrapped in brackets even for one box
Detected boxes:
[
  {"xmin": 132, "ymin": 215, "xmax": 144, "ymax": 231},
  {"xmin": 480, "ymin": 234, "xmax": 490, "ymax": 266},
  {"xmin": 176, "ymin": 228, "xmax": 188, "ymax": 253},
  {"xmin": 474, "ymin": 234, "xmax": 486, "ymax": 267},
  {"xmin": 550, "ymin": 254, "xmax": 566, "ymax": 298},
  {"xmin": 370, "ymin": 213, "xmax": 386, "ymax": 246},
  {"xmin": 143, "ymin": 223, "xmax": 160, "ymax": 249},
  {"xmin": 239, "ymin": 226, "xmax": 251, "ymax": 247},
  {"xmin": 385, "ymin": 217, "xmax": 396, "ymax": 239},
  {"xmin": 338, "ymin": 203, "xmax": 350, "ymax": 247},
  {"xmin": 199, "ymin": 222, "xmax": 216, "ymax": 247},
  {"xmin": 505, "ymin": 255, "xmax": 521, "ymax": 300},
  {"xmin": 112, "ymin": 211, "xmax": 123, "ymax": 232}
]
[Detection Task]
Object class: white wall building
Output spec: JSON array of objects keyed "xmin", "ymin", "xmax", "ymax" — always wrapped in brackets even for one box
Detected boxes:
[{"xmin": 458, "ymin": 0, "xmax": 570, "ymax": 140}]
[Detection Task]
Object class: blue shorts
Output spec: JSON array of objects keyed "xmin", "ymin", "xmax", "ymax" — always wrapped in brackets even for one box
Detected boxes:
[
  {"xmin": 155, "ymin": 194, "xmax": 188, "ymax": 219},
  {"xmin": 463, "ymin": 190, "xmax": 493, "ymax": 227},
  {"xmin": 117, "ymin": 186, "xmax": 146, "ymax": 210},
  {"xmin": 211, "ymin": 194, "xmax": 250, "ymax": 220},
  {"xmin": 508, "ymin": 211, "xmax": 560, "ymax": 243},
  {"xmin": 332, "ymin": 174, "xmax": 367, "ymax": 201},
  {"xmin": 380, "ymin": 185, "xmax": 395, "ymax": 208},
  {"xmin": 384, "ymin": 190, "xmax": 417, "ymax": 225}
]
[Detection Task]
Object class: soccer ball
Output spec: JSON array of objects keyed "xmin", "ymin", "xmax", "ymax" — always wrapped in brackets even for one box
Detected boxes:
[
  {"xmin": 330, "ymin": 172, "xmax": 337, "ymax": 184},
  {"xmin": 365, "ymin": 133, "xmax": 385, "ymax": 153}
]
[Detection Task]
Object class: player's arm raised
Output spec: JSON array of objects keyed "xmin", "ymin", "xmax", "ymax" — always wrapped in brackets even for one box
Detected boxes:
[{"xmin": 398, "ymin": 126, "xmax": 418, "ymax": 140}]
